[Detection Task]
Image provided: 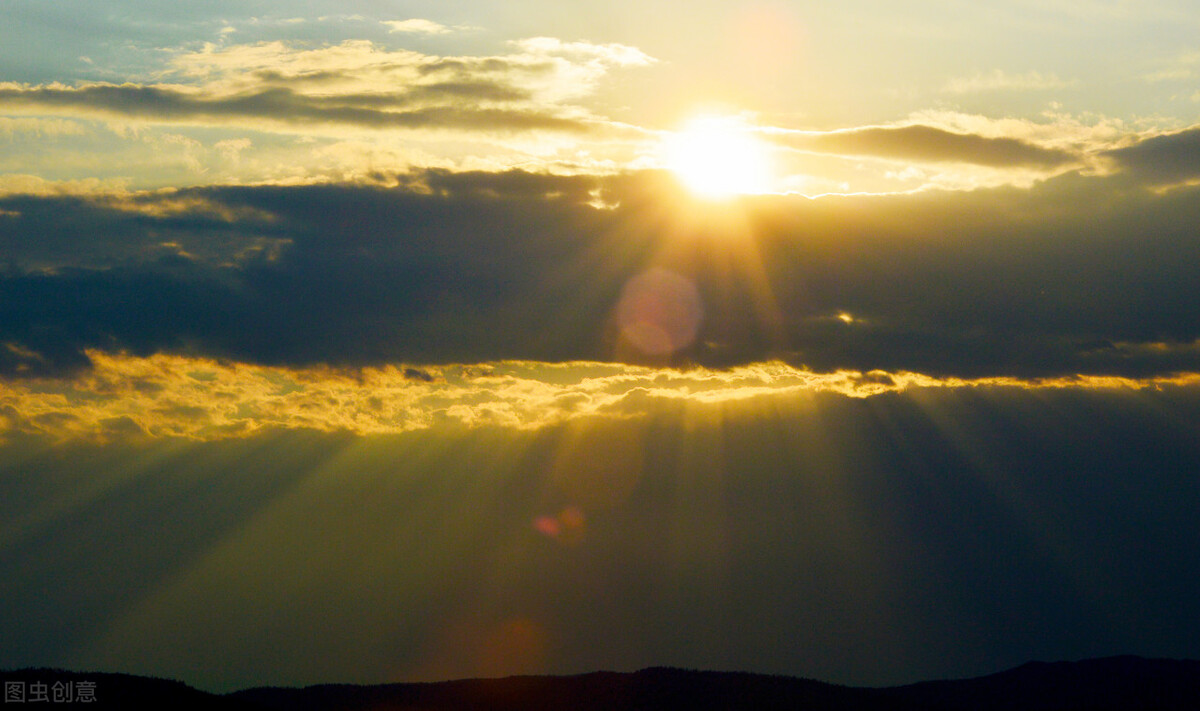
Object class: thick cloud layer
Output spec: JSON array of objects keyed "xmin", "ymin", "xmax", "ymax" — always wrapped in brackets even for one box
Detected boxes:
[{"xmin": 2, "ymin": 163, "xmax": 1200, "ymax": 378}]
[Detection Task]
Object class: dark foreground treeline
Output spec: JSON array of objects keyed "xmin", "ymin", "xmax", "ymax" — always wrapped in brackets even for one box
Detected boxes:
[{"xmin": 4, "ymin": 656, "xmax": 1198, "ymax": 710}]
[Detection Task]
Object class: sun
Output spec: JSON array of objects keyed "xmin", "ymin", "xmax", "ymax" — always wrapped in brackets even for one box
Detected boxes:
[{"xmin": 665, "ymin": 116, "xmax": 773, "ymax": 198}]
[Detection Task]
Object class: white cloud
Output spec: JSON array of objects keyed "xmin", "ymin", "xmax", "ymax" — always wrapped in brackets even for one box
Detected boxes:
[
  {"xmin": 511, "ymin": 37, "xmax": 656, "ymax": 67},
  {"xmin": 0, "ymin": 116, "xmax": 88, "ymax": 139},
  {"xmin": 161, "ymin": 37, "xmax": 654, "ymax": 108},
  {"xmin": 382, "ymin": 19, "xmax": 454, "ymax": 35},
  {"xmin": 214, "ymin": 137, "xmax": 251, "ymax": 162}
]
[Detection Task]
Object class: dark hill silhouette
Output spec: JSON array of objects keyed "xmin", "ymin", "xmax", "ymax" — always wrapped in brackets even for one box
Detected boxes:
[
  {"xmin": 0, "ymin": 668, "xmax": 262, "ymax": 710},
  {"xmin": 232, "ymin": 668, "xmax": 906, "ymax": 711},
  {"xmin": 5, "ymin": 656, "xmax": 1198, "ymax": 710},
  {"xmin": 883, "ymin": 655, "xmax": 1200, "ymax": 710}
]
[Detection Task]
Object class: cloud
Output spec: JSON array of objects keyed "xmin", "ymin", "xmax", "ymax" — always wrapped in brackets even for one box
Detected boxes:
[
  {"xmin": 0, "ymin": 174, "xmax": 132, "ymax": 198},
  {"xmin": 214, "ymin": 137, "xmax": 251, "ymax": 162},
  {"xmin": 0, "ymin": 116, "xmax": 88, "ymax": 139},
  {"xmin": 2, "ymin": 165, "xmax": 1200, "ymax": 380},
  {"xmin": 780, "ymin": 124, "xmax": 1078, "ymax": 168},
  {"xmin": 0, "ymin": 38, "xmax": 654, "ymax": 137},
  {"xmin": 0, "ymin": 82, "xmax": 591, "ymax": 134},
  {"xmin": 1, "ymin": 350, "xmax": 1195, "ymax": 443},
  {"xmin": 1142, "ymin": 50, "xmax": 1200, "ymax": 83},
  {"xmin": 0, "ymin": 35, "xmax": 1130, "ymax": 193},
  {"xmin": 1102, "ymin": 125, "xmax": 1200, "ymax": 184},
  {"xmin": 382, "ymin": 19, "xmax": 455, "ymax": 35},
  {"xmin": 0, "ymin": 185, "xmax": 284, "ymax": 271},
  {"xmin": 510, "ymin": 37, "xmax": 656, "ymax": 67}
]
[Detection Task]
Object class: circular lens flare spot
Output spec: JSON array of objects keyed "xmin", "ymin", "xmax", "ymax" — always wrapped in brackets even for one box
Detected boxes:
[
  {"xmin": 616, "ymin": 268, "xmax": 704, "ymax": 356},
  {"xmin": 533, "ymin": 506, "xmax": 586, "ymax": 545}
]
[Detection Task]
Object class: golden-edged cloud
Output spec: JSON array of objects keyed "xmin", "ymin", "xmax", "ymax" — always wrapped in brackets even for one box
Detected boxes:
[{"xmin": 3, "ymin": 351, "xmax": 1197, "ymax": 443}]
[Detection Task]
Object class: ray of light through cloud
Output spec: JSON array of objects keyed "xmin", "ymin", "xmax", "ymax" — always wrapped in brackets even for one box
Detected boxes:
[{"xmin": 2, "ymin": 0, "xmax": 1200, "ymax": 697}]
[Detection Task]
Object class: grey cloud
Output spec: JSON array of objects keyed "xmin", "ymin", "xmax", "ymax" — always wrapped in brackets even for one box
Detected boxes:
[
  {"xmin": 785, "ymin": 124, "xmax": 1078, "ymax": 168},
  {"xmin": 404, "ymin": 80, "xmax": 531, "ymax": 103},
  {"xmin": 0, "ymin": 83, "xmax": 586, "ymax": 133},
  {"xmin": 416, "ymin": 57, "xmax": 553, "ymax": 77},
  {"xmin": 247, "ymin": 67, "xmax": 533, "ymax": 101},
  {"xmin": 404, "ymin": 367, "xmax": 435, "ymax": 382},
  {"xmin": 0, "ymin": 192, "xmax": 286, "ymax": 270},
  {"xmin": 1104, "ymin": 125, "xmax": 1200, "ymax": 183},
  {"xmin": 250, "ymin": 69, "xmax": 350, "ymax": 85}
]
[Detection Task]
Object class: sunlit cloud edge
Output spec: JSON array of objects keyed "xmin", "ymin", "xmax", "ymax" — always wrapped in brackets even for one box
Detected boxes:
[{"xmin": 3, "ymin": 350, "xmax": 1198, "ymax": 443}]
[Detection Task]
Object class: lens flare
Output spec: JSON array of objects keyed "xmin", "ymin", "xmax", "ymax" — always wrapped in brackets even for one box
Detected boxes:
[{"xmin": 616, "ymin": 268, "xmax": 704, "ymax": 356}]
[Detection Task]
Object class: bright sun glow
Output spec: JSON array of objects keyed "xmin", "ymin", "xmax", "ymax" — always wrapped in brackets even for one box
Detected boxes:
[{"xmin": 665, "ymin": 116, "xmax": 773, "ymax": 198}]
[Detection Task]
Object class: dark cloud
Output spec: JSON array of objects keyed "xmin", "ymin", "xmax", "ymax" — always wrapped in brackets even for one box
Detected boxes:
[
  {"xmin": 1103, "ymin": 125, "xmax": 1200, "ymax": 183},
  {"xmin": 416, "ymin": 57, "xmax": 555, "ymax": 77},
  {"xmin": 2, "ymin": 167, "xmax": 1200, "ymax": 377},
  {"xmin": 0, "ymin": 192, "xmax": 287, "ymax": 270},
  {"xmin": 785, "ymin": 124, "xmax": 1078, "ymax": 168},
  {"xmin": 404, "ymin": 80, "xmax": 532, "ymax": 103},
  {"xmin": 250, "ymin": 68, "xmax": 347, "ymax": 85},
  {"xmin": 0, "ymin": 82, "xmax": 589, "ymax": 133},
  {"xmin": 404, "ymin": 367, "xmax": 435, "ymax": 382}
]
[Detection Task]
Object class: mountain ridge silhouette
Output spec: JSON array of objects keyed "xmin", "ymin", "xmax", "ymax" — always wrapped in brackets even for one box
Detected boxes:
[{"xmin": 5, "ymin": 655, "xmax": 1198, "ymax": 710}]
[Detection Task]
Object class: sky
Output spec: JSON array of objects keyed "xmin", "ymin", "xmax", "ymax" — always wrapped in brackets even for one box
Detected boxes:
[{"xmin": 2, "ymin": 0, "xmax": 1200, "ymax": 694}]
